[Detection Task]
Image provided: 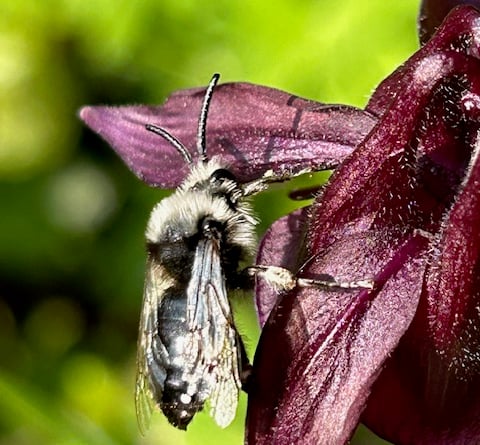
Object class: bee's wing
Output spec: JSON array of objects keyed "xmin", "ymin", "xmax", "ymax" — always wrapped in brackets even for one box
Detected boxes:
[
  {"xmin": 135, "ymin": 259, "xmax": 174, "ymax": 434},
  {"xmin": 208, "ymin": 284, "xmax": 243, "ymax": 427},
  {"xmin": 187, "ymin": 238, "xmax": 242, "ymax": 428}
]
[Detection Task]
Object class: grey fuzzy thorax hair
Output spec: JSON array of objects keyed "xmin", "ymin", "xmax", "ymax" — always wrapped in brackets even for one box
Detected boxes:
[{"xmin": 146, "ymin": 158, "xmax": 258, "ymax": 256}]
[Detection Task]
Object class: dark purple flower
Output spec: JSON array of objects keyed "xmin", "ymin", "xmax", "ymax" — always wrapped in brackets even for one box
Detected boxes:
[{"xmin": 248, "ymin": 4, "xmax": 480, "ymax": 445}]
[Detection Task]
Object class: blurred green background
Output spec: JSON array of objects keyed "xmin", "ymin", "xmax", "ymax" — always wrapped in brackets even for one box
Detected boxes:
[{"xmin": 0, "ymin": 1, "xmax": 419, "ymax": 444}]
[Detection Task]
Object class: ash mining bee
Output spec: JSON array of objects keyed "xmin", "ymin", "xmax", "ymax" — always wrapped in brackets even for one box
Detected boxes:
[{"xmin": 135, "ymin": 73, "xmax": 373, "ymax": 432}]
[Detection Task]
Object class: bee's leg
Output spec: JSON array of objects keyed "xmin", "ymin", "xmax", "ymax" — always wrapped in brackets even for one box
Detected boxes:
[
  {"xmin": 246, "ymin": 265, "xmax": 374, "ymax": 292},
  {"xmin": 242, "ymin": 171, "xmax": 299, "ymax": 197},
  {"xmin": 242, "ymin": 170, "xmax": 328, "ymax": 198},
  {"xmin": 288, "ymin": 184, "xmax": 325, "ymax": 201},
  {"xmin": 237, "ymin": 336, "xmax": 253, "ymax": 394}
]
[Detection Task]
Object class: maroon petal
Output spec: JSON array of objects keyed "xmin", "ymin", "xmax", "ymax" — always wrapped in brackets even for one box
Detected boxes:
[
  {"xmin": 368, "ymin": 6, "xmax": 480, "ymax": 117},
  {"xmin": 426, "ymin": 144, "xmax": 480, "ymax": 387},
  {"xmin": 421, "ymin": 139, "xmax": 480, "ymax": 441},
  {"xmin": 363, "ymin": 139, "xmax": 480, "ymax": 445},
  {"xmin": 247, "ymin": 231, "xmax": 429, "ymax": 445},
  {"xmin": 419, "ymin": 1, "xmax": 480, "ymax": 45},
  {"xmin": 80, "ymin": 82, "xmax": 376, "ymax": 188}
]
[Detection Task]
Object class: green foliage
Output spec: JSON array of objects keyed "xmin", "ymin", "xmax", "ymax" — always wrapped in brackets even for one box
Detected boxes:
[{"xmin": 0, "ymin": 0, "xmax": 417, "ymax": 443}]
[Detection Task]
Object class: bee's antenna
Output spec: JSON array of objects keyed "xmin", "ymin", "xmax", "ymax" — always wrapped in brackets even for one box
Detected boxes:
[
  {"xmin": 145, "ymin": 124, "xmax": 193, "ymax": 165},
  {"xmin": 197, "ymin": 73, "xmax": 220, "ymax": 163}
]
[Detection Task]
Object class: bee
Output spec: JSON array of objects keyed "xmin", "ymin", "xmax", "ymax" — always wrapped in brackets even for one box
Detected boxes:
[{"xmin": 135, "ymin": 74, "xmax": 373, "ymax": 432}]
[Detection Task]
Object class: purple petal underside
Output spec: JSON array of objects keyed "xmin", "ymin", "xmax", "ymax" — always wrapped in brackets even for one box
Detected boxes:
[
  {"xmin": 248, "ymin": 12, "xmax": 480, "ymax": 442},
  {"xmin": 80, "ymin": 83, "xmax": 376, "ymax": 188}
]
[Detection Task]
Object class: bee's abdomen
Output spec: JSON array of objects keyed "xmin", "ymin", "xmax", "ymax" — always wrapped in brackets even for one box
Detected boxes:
[
  {"xmin": 156, "ymin": 289, "xmax": 207, "ymax": 429},
  {"xmin": 161, "ymin": 373, "xmax": 205, "ymax": 430}
]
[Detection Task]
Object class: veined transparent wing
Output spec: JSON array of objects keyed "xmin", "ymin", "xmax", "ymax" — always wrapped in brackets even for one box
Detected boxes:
[
  {"xmin": 135, "ymin": 258, "xmax": 175, "ymax": 434},
  {"xmin": 186, "ymin": 237, "xmax": 242, "ymax": 428}
]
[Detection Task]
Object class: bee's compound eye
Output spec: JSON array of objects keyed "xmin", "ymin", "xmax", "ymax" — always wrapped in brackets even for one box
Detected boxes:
[{"xmin": 210, "ymin": 168, "xmax": 237, "ymax": 184}]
